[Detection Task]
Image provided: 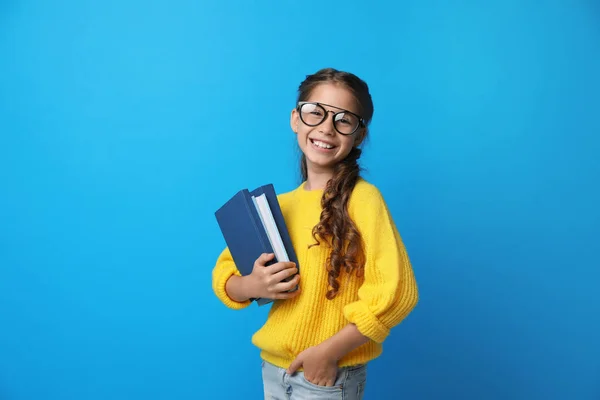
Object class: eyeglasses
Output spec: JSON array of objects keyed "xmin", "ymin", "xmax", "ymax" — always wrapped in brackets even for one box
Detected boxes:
[{"xmin": 297, "ymin": 101, "xmax": 364, "ymax": 135}]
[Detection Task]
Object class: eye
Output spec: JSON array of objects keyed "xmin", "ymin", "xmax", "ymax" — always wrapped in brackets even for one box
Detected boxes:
[
  {"xmin": 301, "ymin": 103, "xmax": 323, "ymax": 115},
  {"xmin": 335, "ymin": 113, "xmax": 355, "ymax": 125}
]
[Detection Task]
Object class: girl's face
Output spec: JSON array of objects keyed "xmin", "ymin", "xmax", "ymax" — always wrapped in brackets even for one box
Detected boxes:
[{"xmin": 291, "ymin": 83, "xmax": 365, "ymax": 175}]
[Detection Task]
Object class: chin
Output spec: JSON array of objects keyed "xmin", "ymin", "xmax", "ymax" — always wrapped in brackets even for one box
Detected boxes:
[{"xmin": 305, "ymin": 155, "xmax": 337, "ymax": 171}]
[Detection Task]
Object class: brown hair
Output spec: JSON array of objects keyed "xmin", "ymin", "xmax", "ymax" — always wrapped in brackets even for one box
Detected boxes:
[{"xmin": 297, "ymin": 68, "xmax": 374, "ymax": 299}]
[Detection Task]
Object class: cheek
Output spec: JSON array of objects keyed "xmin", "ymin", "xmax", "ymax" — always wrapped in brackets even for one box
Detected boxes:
[
  {"xmin": 297, "ymin": 127, "xmax": 311, "ymax": 140},
  {"xmin": 341, "ymin": 137, "xmax": 356, "ymax": 150},
  {"xmin": 296, "ymin": 129, "xmax": 310, "ymax": 147}
]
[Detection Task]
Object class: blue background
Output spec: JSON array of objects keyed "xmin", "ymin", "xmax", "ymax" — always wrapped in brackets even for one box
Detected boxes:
[{"xmin": 1, "ymin": 1, "xmax": 599, "ymax": 399}]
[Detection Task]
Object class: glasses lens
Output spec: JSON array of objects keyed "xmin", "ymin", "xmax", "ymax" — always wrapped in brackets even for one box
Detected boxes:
[
  {"xmin": 299, "ymin": 103, "xmax": 325, "ymax": 126},
  {"xmin": 333, "ymin": 112, "xmax": 359, "ymax": 134}
]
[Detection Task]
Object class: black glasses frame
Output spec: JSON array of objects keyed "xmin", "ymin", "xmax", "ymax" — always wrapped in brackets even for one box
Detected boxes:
[{"xmin": 296, "ymin": 101, "xmax": 365, "ymax": 136}]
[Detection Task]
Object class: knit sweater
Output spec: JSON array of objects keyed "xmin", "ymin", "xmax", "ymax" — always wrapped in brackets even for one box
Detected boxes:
[{"xmin": 211, "ymin": 178, "xmax": 419, "ymax": 369}]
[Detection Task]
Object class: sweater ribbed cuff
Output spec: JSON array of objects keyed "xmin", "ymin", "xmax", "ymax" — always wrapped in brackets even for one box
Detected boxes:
[
  {"xmin": 343, "ymin": 301, "xmax": 390, "ymax": 343},
  {"xmin": 214, "ymin": 266, "xmax": 252, "ymax": 310}
]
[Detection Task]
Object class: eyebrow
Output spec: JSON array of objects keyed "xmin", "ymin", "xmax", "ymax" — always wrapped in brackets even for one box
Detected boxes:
[{"xmin": 302, "ymin": 101, "xmax": 361, "ymax": 117}]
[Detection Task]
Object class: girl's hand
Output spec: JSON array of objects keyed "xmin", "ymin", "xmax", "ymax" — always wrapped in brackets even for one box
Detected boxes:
[
  {"xmin": 286, "ymin": 345, "xmax": 338, "ymax": 387},
  {"xmin": 245, "ymin": 253, "xmax": 300, "ymax": 300}
]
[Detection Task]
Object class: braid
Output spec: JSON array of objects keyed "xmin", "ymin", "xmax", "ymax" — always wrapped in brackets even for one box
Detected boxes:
[{"xmin": 307, "ymin": 147, "xmax": 365, "ymax": 299}]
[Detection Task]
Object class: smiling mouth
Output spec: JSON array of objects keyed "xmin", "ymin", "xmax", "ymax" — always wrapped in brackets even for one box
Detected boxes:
[{"xmin": 310, "ymin": 139, "xmax": 336, "ymax": 150}]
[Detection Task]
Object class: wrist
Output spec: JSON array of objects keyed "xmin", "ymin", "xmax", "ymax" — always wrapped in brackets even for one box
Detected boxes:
[
  {"xmin": 240, "ymin": 275, "xmax": 257, "ymax": 300},
  {"xmin": 318, "ymin": 339, "xmax": 342, "ymax": 362},
  {"xmin": 319, "ymin": 324, "xmax": 371, "ymax": 362},
  {"xmin": 226, "ymin": 275, "xmax": 254, "ymax": 302}
]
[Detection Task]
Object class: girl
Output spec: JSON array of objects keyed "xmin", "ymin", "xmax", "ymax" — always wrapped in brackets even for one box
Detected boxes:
[{"xmin": 212, "ymin": 68, "xmax": 419, "ymax": 399}]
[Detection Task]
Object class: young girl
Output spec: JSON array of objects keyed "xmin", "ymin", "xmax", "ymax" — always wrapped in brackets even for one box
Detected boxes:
[{"xmin": 212, "ymin": 68, "xmax": 419, "ymax": 399}]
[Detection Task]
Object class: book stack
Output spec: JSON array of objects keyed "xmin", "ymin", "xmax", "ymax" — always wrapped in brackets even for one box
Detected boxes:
[{"xmin": 215, "ymin": 184, "xmax": 300, "ymax": 306}]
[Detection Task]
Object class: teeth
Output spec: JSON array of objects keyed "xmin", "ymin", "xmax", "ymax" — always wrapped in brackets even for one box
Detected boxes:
[{"xmin": 312, "ymin": 140, "xmax": 333, "ymax": 149}]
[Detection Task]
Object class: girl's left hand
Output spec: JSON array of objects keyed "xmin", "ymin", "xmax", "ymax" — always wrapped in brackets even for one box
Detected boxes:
[{"xmin": 286, "ymin": 345, "xmax": 338, "ymax": 386}]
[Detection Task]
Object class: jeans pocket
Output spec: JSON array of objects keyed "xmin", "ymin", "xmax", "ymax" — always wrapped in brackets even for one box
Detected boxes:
[
  {"xmin": 345, "ymin": 364, "xmax": 367, "ymax": 399},
  {"xmin": 346, "ymin": 364, "xmax": 367, "ymax": 380}
]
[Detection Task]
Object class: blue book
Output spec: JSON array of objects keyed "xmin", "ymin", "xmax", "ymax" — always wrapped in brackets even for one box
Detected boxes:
[{"xmin": 214, "ymin": 184, "xmax": 299, "ymax": 306}]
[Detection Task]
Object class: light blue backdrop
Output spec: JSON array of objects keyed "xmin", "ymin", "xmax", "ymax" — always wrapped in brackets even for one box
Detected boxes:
[{"xmin": 1, "ymin": 1, "xmax": 598, "ymax": 399}]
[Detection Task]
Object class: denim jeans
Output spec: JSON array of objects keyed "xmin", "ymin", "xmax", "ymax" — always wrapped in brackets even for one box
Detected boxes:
[{"xmin": 261, "ymin": 359, "xmax": 367, "ymax": 400}]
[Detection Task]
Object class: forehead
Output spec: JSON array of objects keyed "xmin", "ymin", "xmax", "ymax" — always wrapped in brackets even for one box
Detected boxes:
[{"xmin": 306, "ymin": 83, "xmax": 361, "ymax": 115}]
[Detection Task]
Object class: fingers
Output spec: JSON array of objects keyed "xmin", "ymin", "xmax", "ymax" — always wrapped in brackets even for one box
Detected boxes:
[
  {"xmin": 315, "ymin": 377, "xmax": 335, "ymax": 387},
  {"xmin": 263, "ymin": 275, "xmax": 300, "ymax": 300},
  {"xmin": 255, "ymin": 254, "xmax": 296, "ymax": 274},
  {"xmin": 252, "ymin": 254, "xmax": 301, "ymax": 300},
  {"xmin": 254, "ymin": 252, "xmax": 275, "ymax": 267},
  {"xmin": 272, "ymin": 266, "xmax": 298, "ymax": 284},
  {"xmin": 286, "ymin": 357, "xmax": 302, "ymax": 375},
  {"xmin": 305, "ymin": 376, "xmax": 334, "ymax": 387},
  {"xmin": 273, "ymin": 273, "xmax": 300, "ymax": 293},
  {"xmin": 273, "ymin": 285, "xmax": 301, "ymax": 300},
  {"xmin": 266, "ymin": 260, "xmax": 297, "ymax": 274}
]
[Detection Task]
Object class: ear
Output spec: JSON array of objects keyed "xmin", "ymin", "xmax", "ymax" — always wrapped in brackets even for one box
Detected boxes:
[
  {"xmin": 353, "ymin": 127, "xmax": 367, "ymax": 147},
  {"xmin": 290, "ymin": 108, "xmax": 299, "ymax": 133}
]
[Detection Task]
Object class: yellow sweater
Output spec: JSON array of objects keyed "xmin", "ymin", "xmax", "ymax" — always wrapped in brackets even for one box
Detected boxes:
[{"xmin": 212, "ymin": 178, "xmax": 419, "ymax": 369}]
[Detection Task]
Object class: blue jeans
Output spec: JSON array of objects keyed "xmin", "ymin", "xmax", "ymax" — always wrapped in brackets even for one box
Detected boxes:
[{"xmin": 261, "ymin": 360, "xmax": 367, "ymax": 400}]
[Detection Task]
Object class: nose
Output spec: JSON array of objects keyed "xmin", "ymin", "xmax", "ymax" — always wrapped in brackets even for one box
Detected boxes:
[{"xmin": 318, "ymin": 111, "xmax": 336, "ymax": 135}]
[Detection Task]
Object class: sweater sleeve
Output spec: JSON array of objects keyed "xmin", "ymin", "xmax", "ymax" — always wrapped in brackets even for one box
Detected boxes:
[
  {"xmin": 212, "ymin": 246, "xmax": 252, "ymax": 310},
  {"xmin": 342, "ymin": 188, "xmax": 419, "ymax": 343}
]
